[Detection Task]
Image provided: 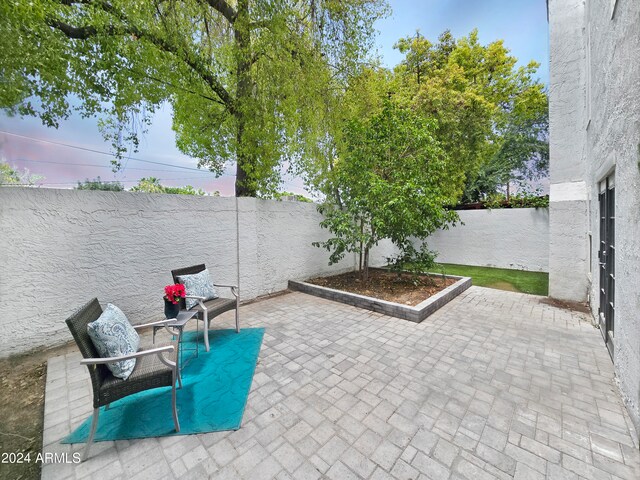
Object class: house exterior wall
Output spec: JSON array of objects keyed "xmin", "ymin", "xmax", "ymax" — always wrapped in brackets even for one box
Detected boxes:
[
  {"xmin": 549, "ymin": 0, "xmax": 640, "ymax": 440},
  {"xmin": 548, "ymin": 0, "xmax": 590, "ymax": 301},
  {"xmin": 425, "ymin": 208, "xmax": 549, "ymax": 272}
]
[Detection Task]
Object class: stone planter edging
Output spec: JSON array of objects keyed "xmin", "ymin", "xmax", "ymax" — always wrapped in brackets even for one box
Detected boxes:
[{"xmin": 288, "ymin": 274, "xmax": 472, "ymax": 323}]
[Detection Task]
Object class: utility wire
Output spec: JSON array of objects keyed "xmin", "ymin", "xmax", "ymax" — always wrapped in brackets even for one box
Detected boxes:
[
  {"xmin": 0, "ymin": 130, "xmax": 229, "ymax": 174},
  {"xmin": 1, "ymin": 131, "xmax": 307, "ymax": 192},
  {"xmin": 14, "ymin": 158, "xmax": 223, "ymax": 174},
  {"xmin": 1, "ymin": 176, "xmax": 219, "ymax": 186}
]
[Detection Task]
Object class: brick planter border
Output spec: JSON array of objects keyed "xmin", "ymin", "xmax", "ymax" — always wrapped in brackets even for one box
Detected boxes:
[{"xmin": 288, "ymin": 273, "xmax": 472, "ymax": 323}]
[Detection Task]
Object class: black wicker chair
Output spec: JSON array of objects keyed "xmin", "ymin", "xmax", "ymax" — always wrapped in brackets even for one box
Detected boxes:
[
  {"xmin": 171, "ymin": 264, "xmax": 240, "ymax": 352},
  {"xmin": 65, "ymin": 298, "xmax": 181, "ymax": 461}
]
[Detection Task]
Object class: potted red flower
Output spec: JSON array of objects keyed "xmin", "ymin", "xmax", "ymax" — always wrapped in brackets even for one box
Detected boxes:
[{"xmin": 164, "ymin": 283, "xmax": 186, "ymax": 319}]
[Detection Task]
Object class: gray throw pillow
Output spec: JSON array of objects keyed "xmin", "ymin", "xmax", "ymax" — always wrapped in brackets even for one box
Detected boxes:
[
  {"xmin": 87, "ymin": 304, "xmax": 140, "ymax": 380},
  {"xmin": 178, "ymin": 269, "xmax": 218, "ymax": 310}
]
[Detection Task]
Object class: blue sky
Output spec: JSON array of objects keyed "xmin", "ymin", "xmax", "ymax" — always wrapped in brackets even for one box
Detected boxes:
[{"xmin": 0, "ymin": 0, "xmax": 549, "ymax": 195}]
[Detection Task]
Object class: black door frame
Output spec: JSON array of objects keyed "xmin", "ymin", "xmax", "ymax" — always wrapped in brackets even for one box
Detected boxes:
[{"xmin": 598, "ymin": 175, "xmax": 615, "ymax": 360}]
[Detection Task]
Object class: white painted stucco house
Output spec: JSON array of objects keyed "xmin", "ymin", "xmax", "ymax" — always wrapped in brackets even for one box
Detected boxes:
[{"xmin": 548, "ymin": 0, "xmax": 640, "ymax": 441}]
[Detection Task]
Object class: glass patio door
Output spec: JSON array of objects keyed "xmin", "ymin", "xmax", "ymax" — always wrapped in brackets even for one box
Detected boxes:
[{"xmin": 598, "ymin": 175, "xmax": 615, "ymax": 359}]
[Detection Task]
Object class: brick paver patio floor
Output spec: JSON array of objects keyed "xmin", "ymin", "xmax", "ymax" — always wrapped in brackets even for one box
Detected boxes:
[{"xmin": 42, "ymin": 287, "xmax": 640, "ymax": 479}]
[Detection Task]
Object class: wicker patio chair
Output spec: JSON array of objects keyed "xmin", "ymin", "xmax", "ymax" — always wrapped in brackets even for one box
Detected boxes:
[
  {"xmin": 171, "ymin": 264, "xmax": 240, "ymax": 352},
  {"xmin": 65, "ymin": 298, "xmax": 181, "ymax": 461}
]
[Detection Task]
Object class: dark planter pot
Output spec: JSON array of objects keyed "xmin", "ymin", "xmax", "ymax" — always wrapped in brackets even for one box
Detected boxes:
[{"xmin": 164, "ymin": 298, "xmax": 180, "ymax": 319}]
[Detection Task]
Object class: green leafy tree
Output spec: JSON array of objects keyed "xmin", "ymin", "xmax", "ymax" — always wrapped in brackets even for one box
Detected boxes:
[
  {"xmin": 270, "ymin": 191, "xmax": 313, "ymax": 203},
  {"xmin": 392, "ymin": 30, "xmax": 548, "ymax": 202},
  {"xmin": 314, "ymin": 99, "xmax": 458, "ymax": 281},
  {"xmin": 299, "ymin": 65, "xmax": 391, "ymax": 205},
  {"xmin": 76, "ymin": 176, "xmax": 124, "ymax": 191},
  {"xmin": 464, "ymin": 91, "xmax": 549, "ymax": 202},
  {"xmin": 0, "ymin": 159, "xmax": 44, "ymax": 186},
  {"xmin": 0, "ymin": 0, "xmax": 388, "ymax": 197},
  {"xmin": 130, "ymin": 177, "xmax": 209, "ymax": 195},
  {"xmin": 311, "ymin": 30, "xmax": 547, "ymax": 277},
  {"xmin": 0, "ymin": 163, "xmax": 20, "ymax": 185}
]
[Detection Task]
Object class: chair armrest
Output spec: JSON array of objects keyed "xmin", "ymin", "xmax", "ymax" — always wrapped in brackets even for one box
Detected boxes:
[
  {"xmin": 133, "ymin": 319, "xmax": 180, "ymax": 330},
  {"xmin": 213, "ymin": 284, "xmax": 239, "ymax": 298},
  {"xmin": 80, "ymin": 345, "xmax": 175, "ymax": 365},
  {"xmin": 185, "ymin": 295, "xmax": 206, "ymax": 310}
]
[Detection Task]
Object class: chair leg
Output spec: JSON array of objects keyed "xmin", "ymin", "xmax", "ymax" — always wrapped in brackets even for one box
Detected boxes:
[
  {"xmin": 172, "ymin": 371, "xmax": 180, "ymax": 432},
  {"xmin": 203, "ymin": 312, "xmax": 210, "ymax": 352},
  {"xmin": 82, "ymin": 408, "xmax": 99, "ymax": 462}
]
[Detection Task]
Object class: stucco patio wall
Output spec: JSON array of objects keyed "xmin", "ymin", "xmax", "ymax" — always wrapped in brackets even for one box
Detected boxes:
[
  {"xmin": 0, "ymin": 189, "xmax": 549, "ymax": 357},
  {"xmin": 424, "ymin": 208, "xmax": 549, "ymax": 272},
  {"xmin": 0, "ymin": 188, "xmax": 399, "ymax": 357}
]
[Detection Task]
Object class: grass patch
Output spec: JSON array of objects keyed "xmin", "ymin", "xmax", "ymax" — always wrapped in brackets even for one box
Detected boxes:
[{"xmin": 436, "ymin": 263, "xmax": 548, "ymax": 296}]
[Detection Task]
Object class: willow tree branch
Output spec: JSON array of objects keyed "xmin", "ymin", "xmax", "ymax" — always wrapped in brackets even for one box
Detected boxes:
[
  {"xmin": 47, "ymin": 17, "xmax": 236, "ymax": 113},
  {"xmin": 202, "ymin": 0, "xmax": 237, "ymax": 24}
]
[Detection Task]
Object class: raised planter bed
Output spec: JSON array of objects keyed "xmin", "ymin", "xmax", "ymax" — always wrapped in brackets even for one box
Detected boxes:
[{"xmin": 288, "ymin": 273, "xmax": 471, "ymax": 323}]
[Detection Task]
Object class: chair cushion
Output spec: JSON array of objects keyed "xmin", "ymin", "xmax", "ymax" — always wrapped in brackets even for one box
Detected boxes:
[
  {"xmin": 87, "ymin": 304, "xmax": 140, "ymax": 380},
  {"xmin": 178, "ymin": 268, "xmax": 218, "ymax": 310}
]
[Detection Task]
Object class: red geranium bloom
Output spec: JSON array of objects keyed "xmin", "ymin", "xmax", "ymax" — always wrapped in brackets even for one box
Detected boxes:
[{"xmin": 164, "ymin": 283, "xmax": 186, "ymax": 304}]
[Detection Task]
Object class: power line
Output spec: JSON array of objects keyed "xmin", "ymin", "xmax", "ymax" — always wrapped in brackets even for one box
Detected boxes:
[
  {"xmin": 0, "ymin": 130, "xmax": 233, "ymax": 175},
  {"xmin": 1, "ymin": 176, "xmax": 224, "ymax": 186},
  {"xmin": 14, "ymin": 158, "xmax": 219, "ymax": 173},
  {"xmin": 1, "ymin": 131, "xmax": 309, "ymax": 192}
]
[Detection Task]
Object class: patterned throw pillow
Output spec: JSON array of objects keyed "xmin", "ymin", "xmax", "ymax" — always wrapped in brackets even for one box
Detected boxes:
[
  {"xmin": 178, "ymin": 269, "xmax": 219, "ymax": 310},
  {"xmin": 87, "ymin": 304, "xmax": 140, "ymax": 380}
]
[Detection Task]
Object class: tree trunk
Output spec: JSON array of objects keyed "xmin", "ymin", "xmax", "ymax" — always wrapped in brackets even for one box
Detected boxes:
[
  {"xmin": 235, "ymin": 126, "xmax": 256, "ymax": 197},
  {"xmin": 358, "ymin": 217, "xmax": 364, "ymax": 273},
  {"xmin": 362, "ymin": 246, "xmax": 370, "ymax": 283},
  {"xmin": 234, "ymin": 0, "xmax": 256, "ymax": 197}
]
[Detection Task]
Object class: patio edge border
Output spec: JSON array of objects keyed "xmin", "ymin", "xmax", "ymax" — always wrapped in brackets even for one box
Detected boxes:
[{"xmin": 288, "ymin": 274, "xmax": 472, "ymax": 322}]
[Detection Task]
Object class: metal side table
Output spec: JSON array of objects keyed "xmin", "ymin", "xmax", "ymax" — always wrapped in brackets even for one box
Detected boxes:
[{"xmin": 153, "ymin": 310, "xmax": 198, "ymax": 370}]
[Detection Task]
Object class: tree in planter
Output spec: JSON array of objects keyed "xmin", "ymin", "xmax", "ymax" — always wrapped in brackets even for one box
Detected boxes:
[
  {"xmin": 313, "ymin": 98, "xmax": 459, "ymax": 282},
  {"xmin": 0, "ymin": 0, "xmax": 387, "ymax": 196}
]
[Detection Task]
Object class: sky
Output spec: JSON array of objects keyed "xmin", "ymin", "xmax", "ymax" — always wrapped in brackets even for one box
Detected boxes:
[{"xmin": 0, "ymin": 0, "xmax": 549, "ymax": 196}]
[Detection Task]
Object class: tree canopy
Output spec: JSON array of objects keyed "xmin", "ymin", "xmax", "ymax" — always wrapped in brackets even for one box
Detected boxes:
[
  {"xmin": 129, "ymin": 177, "xmax": 212, "ymax": 195},
  {"xmin": 314, "ymin": 97, "xmax": 458, "ymax": 280},
  {"xmin": 312, "ymin": 30, "xmax": 548, "ymax": 277},
  {"xmin": 76, "ymin": 177, "xmax": 124, "ymax": 191},
  {"xmin": 392, "ymin": 30, "xmax": 548, "ymax": 202},
  {"xmin": 0, "ymin": 0, "xmax": 388, "ymax": 196}
]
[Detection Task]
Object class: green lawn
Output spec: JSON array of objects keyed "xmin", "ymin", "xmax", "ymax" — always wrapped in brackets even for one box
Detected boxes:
[{"xmin": 436, "ymin": 263, "xmax": 549, "ymax": 296}]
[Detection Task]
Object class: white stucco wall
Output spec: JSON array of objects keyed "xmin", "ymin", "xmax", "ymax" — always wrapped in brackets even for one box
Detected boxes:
[
  {"xmin": 424, "ymin": 209, "xmax": 549, "ymax": 272},
  {"xmin": 0, "ymin": 189, "xmax": 355, "ymax": 357},
  {"xmin": 583, "ymin": 0, "xmax": 640, "ymax": 439},
  {"xmin": 549, "ymin": 0, "xmax": 640, "ymax": 441},
  {"xmin": 548, "ymin": 0, "xmax": 590, "ymax": 302}
]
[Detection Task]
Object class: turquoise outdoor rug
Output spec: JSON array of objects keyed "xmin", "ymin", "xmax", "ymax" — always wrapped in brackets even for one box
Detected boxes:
[{"xmin": 63, "ymin": 327, "xmax": 264, "ymax": 443}]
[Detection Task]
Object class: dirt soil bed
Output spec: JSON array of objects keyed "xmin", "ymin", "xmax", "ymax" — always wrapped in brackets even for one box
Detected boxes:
[
  {"xmin": 0, "ymin": 343, "xmax": 74, "ymax": 480},
  {"xmin": 308, "ymin": 268, "xmax": 457, "ymax": 306}
]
